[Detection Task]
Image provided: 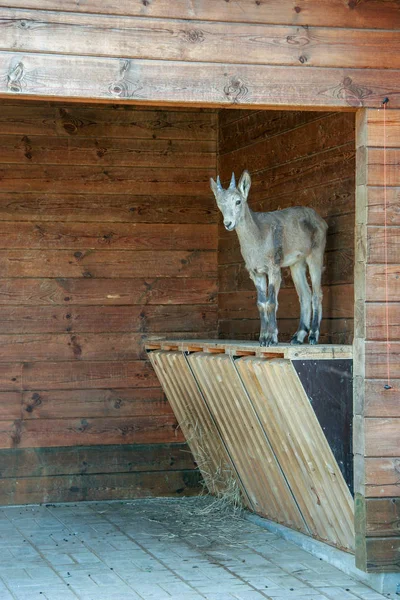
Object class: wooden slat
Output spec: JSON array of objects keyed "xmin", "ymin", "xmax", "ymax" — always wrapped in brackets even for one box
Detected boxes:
[
  {"xmin": 0, "ymin": 469, "xmax": 202, "ymax": 506},
  {"xmin": 364, "ymin": 110, "xmax": 400, "ymax": 148},
  {"xmin": 0, "ymin": 442, "xmax": 196, "ymax": 477},
  {"xmin": 0, "ymin": 134, "xmax": 215, "ymax": 168},
  {"xmin": 0, "ymin": 305, "xmax": 217, "ymax": 334},
  {"xmin": 0, "ymin": 104, "xmax": 217, "ymax": 139},
  {"xmin": 236, "ymin": 357, "xmax": 354, "ymax": 551},
  {"xmin": 2, "ymin": 10, "xmax": 400, "ymax": 70},
  {"xmin": 364, "ymin": 380, "xmax": 400, "ymax": 418},
  {"xmin": 364, "ymin": 538, "xmax": 400, "ymax": 572},
  {"xmin": 0, "ymin": 0, "xmax": 399, "ymax": 29},
  {"xmin": 1, "ymin": 52, "xmax": 400, "ymax": 108},
  {"xmin": 366, "ymin": 343, "xmax": 400, "ymax": 380},
  {"xmin": 21, "ymin": 387, "xmax": 171, "ymax": 419},
  {"xmin": 218, "ymin": 285, "xmax": 354, "ymax": 320},
  {"xmin": 366, "ymin": 498, "xmax": 400, "ymax": 537},
  {"xmin": 0, "ymin": 249, "xmax": 217, "ymax": 278},
  {"xmin": 366, "ymin": 265, "xmax": 400, "ymax": 302},
  {"xmin": 0, "ymin": 164, "xmax": 213, "ymax": 194},
  {"xmin": 367, "ymin": 187, "xmax": 400, "ymax": 226},
  {"xmin": 0, "ymin": 392, "xmax": 22, "ymax": 419},
  {"xmin": 0, "ymin": 193, "xmax": 218, "ymax": 224},
  {"xmin": 149, "ymin": 350, "xmax": 240, "ymax": 498},
  {"xmin": 365, "ymin": 149, "xmax": 400, "ymax": 186},
  {"xmin": 368, "ymin": 226, "xmax": 400, "ymax": 264},
  {"xmin": 365, "ymin": 418, "xmax": 400, "ymax": 457},
  {"xmin": 0, "ymin": 222, "xmax": 217, "ymax": 251},
  {"xmin": 366, "ymin": 458, "xmax": 400, "ymax": 498},
  {"xmin": 366, "ymin": 304, "xmax": 400, "ymax": 341},
  {"xmin": 0, "ymin": 278, "xmax": 217, "ymax": 306},
  {"xmin": 0, "ymin": 414, "xmax": 183, "ymax": 449},
  {"xmin": 187, "ymin": 352, "xmax": 307, "ymax": 531},
  {"xmin": 21, "ymin": 360, "xmax": 159, "ymax": 390}
]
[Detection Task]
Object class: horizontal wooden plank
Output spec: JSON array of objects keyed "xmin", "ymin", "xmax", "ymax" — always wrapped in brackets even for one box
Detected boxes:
[
  {"xmin": 365, "ymin": 380, "xmax": 400, "ymax": 418},
  {"xmin": 218, "ymin": 284, "xmax": 354, "ymax": 320},
  {"xmin": 367, "ymin": 187, "xmax": 400, "ymax": 227},
  {"xmin": 0, "ymin": 277, "xmax": 217, "ymax": 305},
  {"xmin": 0, "ymin": 0, "xmax": 398, "ymax": 29},
  {"xmin": 366, "ymin": 304, "xmax": 400, "ymax": 342},
  {"xmin": 218, "ymin": 318, "xmax": 353, "ymax": 345},
  {"xmin": 0, "ymin": 134, "xmax": 215, "ymax": 167},
  {"xmin": 368, "ymin": 226, "xmax": 400, "ymax": 264},
  {"xmin": 364, "ymin": 110, "xmax": 400, "ymax": 148},
  {"xmin": 20, "ymin": 388, "xmax": 170, "ymax": 419},
  {"xmin": 365, "ymin": 149, "xmax": 400, "ymax": 187},
  {"xmin": 0, "ymin": 164, "xmax": 213, "ymax": 194},
  {"xmin": 366, "ymin": 266, "xmax": 400, "ymax": 302},
  {"xmin": 0, "ymin": 443, "xmax": 196, "ymax": 478},
  {"xmin": 21, "ymin": 360, "xmax": 159, "ymax": 390},
  {"xmin": 0, "ymin": 249, "xmax": 217, "ymax": 278},
  {"xmin": 0, "ymin": 104, "xmax": 217, "ymax": 139},
  {"xmin": 0, "ymin": 333, "xmax": 145, "ymax": 362},
  {"xmin": 0, "ymin": 193, "xmax": 218, "ymax": 224},
  {"xmin": 366, "ymin": 498, "xmax": 400, "ymax": 537},
  {"xmin": 365, "ymin": 417, "xmax": 400, "ymax": 457},
  {"xmin": 0, "ymin": 222, "xmax": 217, "ymax": 251},
  {"xmin": 220, "ymin": 113, "xmax": 355, "ymax": 174},
  {"xmin": 2, "ymin": 10, "xmax": 400, "ymax": 70},
  {"xmin": 365, "ymin": 537, "xmax": 400, "ymax": 572},
  {"xmin": 219, "ymin": 110, "xmax": 327, "ymax": 153},
  {"xmin": 365, "ymin": 458, "xmax": 400, "ymax": 498},
  {"xmin": 366, "ymin": 343, "xmax": 400, "ymax": 380},
  {"xmin": 1, "ymin": 52, "xmax": 400, "ymax": 108},
  {"xmin": 0, "ymin": 469, "xmax": 202, "ymax": 505},
  {"xmin": 0, "ymin": 414, "xmax": 184, "ymax": 448},
  {"xmin": 0, "ymin": 305, "xmax": 217, "ymax": 334}
]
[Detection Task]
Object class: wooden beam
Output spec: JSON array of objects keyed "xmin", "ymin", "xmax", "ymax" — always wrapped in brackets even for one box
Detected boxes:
[
  {"xmin": 1, "ymin": 9, "xmax": 400, "ymax": 70},
  {"xmin": 1, "ymin": 52, "xmax": 400, "ymax": 108},
  {"xmin": 0, "ymin": 0, "xmax": 399, "ymax": 29}
]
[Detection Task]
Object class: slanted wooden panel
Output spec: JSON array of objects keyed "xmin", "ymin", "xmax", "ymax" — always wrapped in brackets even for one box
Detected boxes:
[
  {"xmin": 236, "ymin": 357, "xmax": 354, "ymax": 552},
  {"xmin": 186, "ymin": 352, "xmax": 307, "ymax": 532},
  {"xmin": 148, "ymin": 350, "xmax": 239, "ymax": 499}
]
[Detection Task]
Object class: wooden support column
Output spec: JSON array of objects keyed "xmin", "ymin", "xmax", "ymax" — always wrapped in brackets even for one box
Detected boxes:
[{"xmin": 355, "ymin": 108, "xmax": 400, "ymax": 573}]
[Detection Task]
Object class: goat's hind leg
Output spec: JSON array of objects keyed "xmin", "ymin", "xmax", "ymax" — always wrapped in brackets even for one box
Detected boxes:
[
  {"xmin": 306, "ymin": 251, "xmax": 324, "ymax": 345},
  {"xmin": 290, "ymin": 260, "xmax": 311, "ymax": 345}
]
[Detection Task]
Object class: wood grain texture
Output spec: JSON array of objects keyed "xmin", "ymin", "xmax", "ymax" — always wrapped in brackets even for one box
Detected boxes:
[
  {"xmin": 2, "ymin": 9, "xmax": 400, "ymax": 70},
  {"xmin": 0, "ymin": 469, "xmax": 202, "ymax": 505},
  {"xmin": 365, "ymin": 498, "xmax": 400, "ymax": 537},
  {"xmin": 365, "ymin": 418, "xmax": 400, "ymax": 458},
  {"xmin": 365, "ymin": 458, "xmax": 400, "ymax": 498},
  {"xmin": 1, "ymin": 52, "xmax": 400, "ymax": 108},
  {"xmin": 364, "ymin": 538, "xmax": 400, "ymax": 572},
  {"xmin": 0, "ymin": 442, "xmax": 196, "ymax": 477},
  {"xmin": 0, "ymin": 0, "xmax": 399, "ymax": 29}
]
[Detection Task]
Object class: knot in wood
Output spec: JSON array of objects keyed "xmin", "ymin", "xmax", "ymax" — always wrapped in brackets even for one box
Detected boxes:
[{"xmin": 181, "ymin": 29, "xmax": 205, "ymax": 43}]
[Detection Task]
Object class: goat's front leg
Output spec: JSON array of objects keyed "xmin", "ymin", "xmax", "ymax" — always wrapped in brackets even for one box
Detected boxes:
[
  {"xmin": 263, "ymin": 266, "xmax": 281, "ymax": 346},
  {"xmin": 249, "ymin": 272, "xmax": 269, "ymax": 346}
]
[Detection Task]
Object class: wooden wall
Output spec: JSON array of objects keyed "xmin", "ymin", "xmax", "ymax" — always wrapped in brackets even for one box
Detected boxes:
[
  {"xmin": 0, "ymin": 99, "xmax": 218, "ymax": 505},
  {"xmin": 355, "ymin": 109, "xmax": 400, "ymax": 572},
  {"xmin": 218, "ymin": 109, "xmax": 355, "ymax": 344}
]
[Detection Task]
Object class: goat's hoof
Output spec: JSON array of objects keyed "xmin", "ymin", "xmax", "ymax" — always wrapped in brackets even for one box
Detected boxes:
[
  {"xmin": 259, "ymin": 334, "xmax": 278, "ymax": 347},
  {"xmin": 290, "ymin": 336, "xmax": 303, "ymax": 345},
  {"xmin": 308, "ymin": 333, "xmax": 319, "ymax": 345}
]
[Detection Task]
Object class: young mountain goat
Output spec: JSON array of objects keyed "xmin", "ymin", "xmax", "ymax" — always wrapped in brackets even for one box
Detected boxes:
[{"xmin": 211, "ymin": 170, "xmax": 328, "ymax": 347}]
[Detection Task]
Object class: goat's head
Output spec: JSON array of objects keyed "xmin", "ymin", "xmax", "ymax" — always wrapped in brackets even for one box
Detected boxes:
[{"xmin": 210, "ymin": 170, "xmax": 251, "ymax": 231}]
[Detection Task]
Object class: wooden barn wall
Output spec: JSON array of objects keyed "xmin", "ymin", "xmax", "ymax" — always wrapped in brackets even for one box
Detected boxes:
[
  {"xmin": 0, "ymin": 99, "xmax": 218, "ymax": 505},
  {"xmin": 217, "ymin": 110, "xmax": 355, "ymax": 344},
  {"xmin": 355, "ymin": 109, "xmax": 400, "ymax": 573}
]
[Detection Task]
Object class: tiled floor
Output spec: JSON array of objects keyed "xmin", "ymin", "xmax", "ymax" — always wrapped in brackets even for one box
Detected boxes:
[{"xmin": 0, "ymin": 497, "xmax": 391, "ymax": 600}]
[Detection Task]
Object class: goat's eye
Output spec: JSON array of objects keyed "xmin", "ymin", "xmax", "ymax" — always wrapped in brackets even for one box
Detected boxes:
[{"xmin": 236, "ymin": 200, "xmax": 241, "ymax": 206}]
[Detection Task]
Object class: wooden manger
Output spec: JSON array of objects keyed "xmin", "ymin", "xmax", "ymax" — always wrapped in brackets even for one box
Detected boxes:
[{"xmin": 147, "ymin": 340, "xmax": 354, "ymax": 552}]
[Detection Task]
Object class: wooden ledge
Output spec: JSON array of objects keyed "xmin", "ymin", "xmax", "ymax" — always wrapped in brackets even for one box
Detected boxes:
[{"xmin": 145, "ymin": 339, "xmax": 353, "ymax": 360}]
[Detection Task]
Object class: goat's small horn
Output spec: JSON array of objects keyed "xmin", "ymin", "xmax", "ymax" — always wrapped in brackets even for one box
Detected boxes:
[
  {"xmin": 229, "ymin": 172, "xmax": 236, "ymax": 189},
  {"xmin": 216, "ymin": 175, "xmax": 222, "ymax": 190}
]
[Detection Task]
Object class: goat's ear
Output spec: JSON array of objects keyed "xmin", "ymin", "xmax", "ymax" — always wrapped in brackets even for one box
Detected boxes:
[
  {"xmin": 210, "ymin": 177, "xmax": 219, "ymax": 198},
  {"xmin": 238, "ymin": 170, "xmax": 251, "ymax": 200}
]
